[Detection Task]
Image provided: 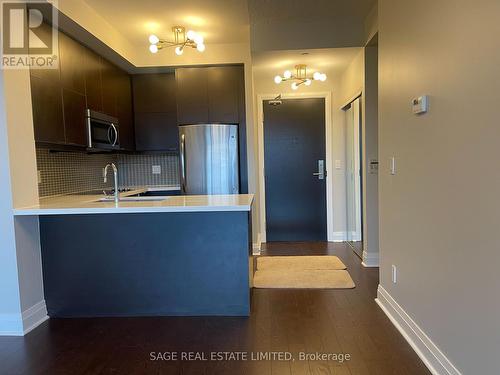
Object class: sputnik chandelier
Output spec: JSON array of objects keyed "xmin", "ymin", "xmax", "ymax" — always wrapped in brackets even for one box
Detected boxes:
[
  {"xmin": 274, "ymin": 64, "xmax": 327, "ymax": 90},
  {"xmin": 148, "ymin": 26, "xmax": 205, "ymax": 55}
]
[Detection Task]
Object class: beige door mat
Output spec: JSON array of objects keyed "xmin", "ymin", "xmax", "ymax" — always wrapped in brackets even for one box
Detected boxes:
[
  {"xmin": 256, "ymin": 255, "xmax": 346, "ymax": 271},
  {"xmin": 253, "ymin": 269, "xmax": 355, "ymax": 289}
]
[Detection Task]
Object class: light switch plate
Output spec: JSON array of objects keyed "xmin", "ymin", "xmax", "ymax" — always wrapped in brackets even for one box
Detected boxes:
[
  {"xmin": 390, "ymin": 157, "xmax": 396, "ymax": 175},
  {"xmin": 392, "ymin": 265, "xmax": 397, "ymax": 283},
  {"xmin": 412, "ymin": 95, "xmax": 428, "ymax": 114},
  {"xmin": 152, "ymin": 165, "xmax": 161, "ymax": 175},
  {"xmin": 335, "ymin": 160, "xmax": 342, "ymax": 170}
]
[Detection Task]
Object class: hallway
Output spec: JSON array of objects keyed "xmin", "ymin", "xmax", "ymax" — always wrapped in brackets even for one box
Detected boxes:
[{"xmin": 0, "ymin": 243, "xmax": 429, "ymax": 374}]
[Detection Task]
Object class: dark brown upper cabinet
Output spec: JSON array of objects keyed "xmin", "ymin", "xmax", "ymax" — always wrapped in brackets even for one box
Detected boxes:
[
  {"xmin": 101, "ymin": 59, "xmax": 119, "ymax": 117},
  {"xmin": 175, "ymin": 67, "xmax": 209, "ymax": 125},
  {"xmin": 116, "ymin": 70, "xmax": 135, "ymax": 151},
  {"xmin": 133, "ymin": 73, "xmax": 177, "ymax": 113},
  {"xmin": 132, "ymin": 73, "xmax": 178, "ymax": 151},
  {"xmin": 30, "ymin": 75, "xmax": 65, "ymax": 144},
  {"xmin": 62, "ymin": 89, "xmax": 86, "ymax": 146},
  {"xmin": 59, "ymin": 32, "xmax": 86, "ymax": 95},
  {"xmin": 29, "ymin": 23, "xmax": 60, "ymax": 83},
  {"xmin": 175, "ymin": 66, "xmax": 242, "ymax": 125},
  {"xmin": 83, "ymin": 49, "xmax": 103, "ymax": 112},
  {"xmin": 31, "ymin": 26, "xmax": 134, "ymax": 150},
  {"xmin": 207, "ymin": 66, "xmax": 240, "ymax": 124}
]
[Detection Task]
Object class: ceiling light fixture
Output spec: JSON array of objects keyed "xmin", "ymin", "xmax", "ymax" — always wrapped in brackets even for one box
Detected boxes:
[
  {"xmin": 274, "ymin": 64, "xmax": 327, "ymax": 89},
  {"xmin": 148, "ymin": 26, "xmax": 205, "ymax": 55}
]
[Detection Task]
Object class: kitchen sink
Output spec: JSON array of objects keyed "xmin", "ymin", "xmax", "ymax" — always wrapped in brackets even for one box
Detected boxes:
[{"xmin": 97, "ymin": 196, "xmax": 170, "ymax": 202}]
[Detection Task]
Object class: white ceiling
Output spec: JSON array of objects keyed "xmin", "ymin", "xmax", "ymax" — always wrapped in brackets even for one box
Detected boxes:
[
  {"xmin": 83, "ymin": 0, "xmax": 250, "ymax": 46},
  {"xmin": 248, "ymin": 0, "xmax": 377, "ymax": 51},
  {"xmin": 252, "ymin": 48, "xmax": 362, "ymax": 77}
]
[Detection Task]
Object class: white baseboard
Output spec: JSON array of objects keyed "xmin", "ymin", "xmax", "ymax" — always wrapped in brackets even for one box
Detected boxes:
[
  {"xmin": 22, "ymin": 300, "xmax": 49, "ymax": 335},
  {"xmin": 330, "ymin": 231, "xmax": 346, "ymax": 242},
  {"xmin": 252, "ymin": 233, "xmax": 262, "ymax": 255},
  {"xmin": 376, "ymin": 285, "xmax": 462, "ymax": 375},
  {"xmin": 361, "ymin": 250, "xmax": 379, "ymax": 267},
  {"xmin": 0, "ymin": 300, "xmax": 48, "ymax": 336}
]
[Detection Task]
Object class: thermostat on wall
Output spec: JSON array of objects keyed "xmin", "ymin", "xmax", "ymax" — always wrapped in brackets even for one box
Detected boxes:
[{"xmin": 412, "ymin": 95, "xmax": 428, "ymax": 114}]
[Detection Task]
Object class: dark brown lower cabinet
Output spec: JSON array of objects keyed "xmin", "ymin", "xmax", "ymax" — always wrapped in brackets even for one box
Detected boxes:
[
  {"xmin": 62, "ymin": 89, "xmax": 87, "ymax": 146},
  {"xmin": 135, "ymin": 112, "xmax": 178, "ymax": 151},
  {"xmin": 30, "ymin": 75, "xmax": 65, "ymax": 144}
]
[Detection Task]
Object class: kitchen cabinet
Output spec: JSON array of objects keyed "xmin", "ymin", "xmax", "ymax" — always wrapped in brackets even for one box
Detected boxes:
[
  {"xmin": 134, "ymin": 112, "xmax": 178, "ymax": 151},
  {"xmin": 133, "ymin": 73, "xmax": 177, "ymax": 113},
  {"xmin": 116, "ymin": 70, "xmax": 135, "ymax": 150},
  {"xmin": 101, "ymin": 59, "xmax": 119, "ymax": 117},
  {"xmin": 83, "ymin": 49, "xmax": 103, "ymax": 112},
  {"xmin": 59, "ymin": 32, "xmax": 86, "ymax": 95},
  {"xmin": 207, "ymin": 66, "xmax": 240, "ymax": 123},
  {"xmin": 62, "ymin": 89, "xmax": 86, "ymax": 146},
  {"xmin": 175, "ymin": 68, "xmax": 209, "ymax": 124},
  {"xmin": 132, "ymin": 73, "xmax": 178, "ymax": 151},
  {"xmin": 175, "ymin": 66, "xmax": 242, "ymax": 125},
  {"xmin": 30, "ymin": 75, "xmax": 65, "ymax": 144},
  {"xmin": 31, "ymin": 25, "xmax": 134, "ymax": 149}
]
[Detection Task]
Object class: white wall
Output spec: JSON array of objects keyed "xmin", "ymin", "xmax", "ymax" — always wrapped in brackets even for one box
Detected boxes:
[
  {"xmin": 0, "ymin": 71, "xmax": 23, "ymax": 335},
  {"xmin": 378, "ymin": 0, "xmax": 500, "ymax": 373},
  {"xmin": 0, "ymin": 69, "xmax": 46, "ymax": 335}
]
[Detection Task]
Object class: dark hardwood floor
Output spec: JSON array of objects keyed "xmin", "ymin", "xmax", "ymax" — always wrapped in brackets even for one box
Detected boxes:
[{"xmin": 0, "ymin": 242, "xmax": 430, "ymax": 375}]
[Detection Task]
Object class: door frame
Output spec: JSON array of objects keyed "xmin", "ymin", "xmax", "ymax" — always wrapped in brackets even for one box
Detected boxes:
[
  {"xmin": 344, "ymin": 97, "xmax": 363, "ymax": 242},
  {"xmin": 257, "ymin": 92, "xmax": 334, "ymax": 242}
]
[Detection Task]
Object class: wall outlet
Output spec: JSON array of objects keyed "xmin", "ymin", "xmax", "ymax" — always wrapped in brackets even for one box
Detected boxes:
[
  {"xmin": 390, "ymin": 156, "xmax": 396, "ymax": 175},
  {"xmin": 392, "ymin": 265, "xmax": 397, "ymax": 284},
  {"xmin": 37, "ymin": 170, "xmax": 42, "ymax": 184},
  {"xmin": 152, "ymin": 165, "xmax": 161, "ymax": 175}
]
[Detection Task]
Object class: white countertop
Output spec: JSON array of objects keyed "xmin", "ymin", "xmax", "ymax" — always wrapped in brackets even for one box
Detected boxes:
[{"xmin": 12, "ymin": 186, "xmax": 254, "ymax": 215}]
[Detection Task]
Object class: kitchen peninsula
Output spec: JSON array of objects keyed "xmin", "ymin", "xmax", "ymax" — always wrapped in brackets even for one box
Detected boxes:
[{"xmin": 13, "ymin": 193, "xmax": 254, "ymax": 317}]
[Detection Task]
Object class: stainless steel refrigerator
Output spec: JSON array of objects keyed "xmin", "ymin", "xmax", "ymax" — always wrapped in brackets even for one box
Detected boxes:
[{"xmin": 179, "ymin": 124, "xmax": 239, "ymax": 195}]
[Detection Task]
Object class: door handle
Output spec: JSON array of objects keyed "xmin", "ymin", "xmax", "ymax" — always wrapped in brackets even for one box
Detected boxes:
[{"xmin": 313, "ymin": 160, "xmax": 325, "ymax": 180}]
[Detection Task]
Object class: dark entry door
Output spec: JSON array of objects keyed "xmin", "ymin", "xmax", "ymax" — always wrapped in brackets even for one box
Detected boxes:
[{"xmin": 264, "ymin": 98, "xmax": 327, "ymax": 241}]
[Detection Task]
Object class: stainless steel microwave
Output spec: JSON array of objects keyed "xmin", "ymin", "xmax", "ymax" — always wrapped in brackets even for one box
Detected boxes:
[{"xmin": 86, "ymin": 109, "xmax": 120, "ymax": 151}]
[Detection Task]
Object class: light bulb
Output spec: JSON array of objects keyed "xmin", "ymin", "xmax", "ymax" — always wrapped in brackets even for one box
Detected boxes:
[
  {"xmin": 194, "ymin": 34, "xmax": 204, "ymax": 45},
  {"xmin": 196, "ymin": 43, "xmax": 205, "ymax": 52},
  {"xmin": 320, "ymin": 73, "xmax": 327, "ymax": 82},
  {"xmin": 313, "ymin": 72, "xmax": 322, "ymax": 80},
  {"xmin": 305, "ymin": 79, "xmax": 312, "ymax": 86},
  {"xmin": 291, "ymin": 82, "xmax": 298, "ymax": 90},
  {"xmin": 186, "ymin": 30, "xmax": 197, "ymax": 40},
  {"xmin": 148, "ymin": 34, "xmax": 159, "ymax": 45},
  {"xmin": 274, "ymin": 75, "xmax": 282, "ymax": 84},
  {"xmin": 283, "ymin": 70, "xmax": 292, "ymax": 79},
  {"xmin": 149, "ymin": 44, "xmax": 158, "ymax": 53},
  {"xmin": 175, "ymin": 46, "xmax": 184, "ymax": 55}
]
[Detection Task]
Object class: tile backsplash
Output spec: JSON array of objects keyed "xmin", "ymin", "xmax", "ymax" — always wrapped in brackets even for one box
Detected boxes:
[
  {"xmin": 36, "ymin": 148, "xmax": 180, "ymax": 197},
  {"xmin": 118, "ymin": 153, "xmax": 179, "ymax": 188}
]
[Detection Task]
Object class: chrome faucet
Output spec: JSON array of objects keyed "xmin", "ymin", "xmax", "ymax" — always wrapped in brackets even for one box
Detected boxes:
[{"xmin": 103, "ymin": 163, "xmax": 119, "ymax": 203}]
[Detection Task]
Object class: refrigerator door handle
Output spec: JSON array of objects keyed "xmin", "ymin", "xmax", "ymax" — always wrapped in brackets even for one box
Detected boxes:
[{"xmin": 180, "ymin": 133, "xmax": 186, "ymax": 192}]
